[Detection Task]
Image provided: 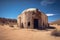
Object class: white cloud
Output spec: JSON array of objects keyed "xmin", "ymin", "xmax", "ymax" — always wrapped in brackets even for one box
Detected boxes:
[
  {"xmin": 40, "ymin": 0, "xmax": 56, "ymax": 6},
  {"xmin": 46, "ymin": 14, "xmax": 55, "ymax": 16}
]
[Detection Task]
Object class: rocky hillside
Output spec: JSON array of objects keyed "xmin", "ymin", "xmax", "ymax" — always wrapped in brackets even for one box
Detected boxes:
[
  {"xmin": 50, "ymin": 19, "xmax": 60, "ymax": 25},
  {"xmin": 0, "ymin": 17, "xmax": 17, "ymax": 25}
]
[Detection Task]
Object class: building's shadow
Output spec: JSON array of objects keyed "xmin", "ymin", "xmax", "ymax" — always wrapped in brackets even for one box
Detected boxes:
[
  {"xmin": 46, "ymin": 26, "xmax": 56, "ymax": 29},
  {"xmin": 36, "ymin": 25, "xmax": 56, "ymax": 30}
]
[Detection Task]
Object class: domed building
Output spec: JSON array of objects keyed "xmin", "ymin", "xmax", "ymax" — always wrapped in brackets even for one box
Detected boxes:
[{"xmin": 17, "ymin": 8, "xmax": 48, "ymax": 29}]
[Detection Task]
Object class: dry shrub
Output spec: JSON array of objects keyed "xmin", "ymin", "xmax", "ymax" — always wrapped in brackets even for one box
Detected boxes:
[
  {"xmin": 9, "ymin": 25, "xmax": 14, "ymax": 27},
  {"xmin": 51, "ymin": 29, "xmax": 60, "ymax": 37}
]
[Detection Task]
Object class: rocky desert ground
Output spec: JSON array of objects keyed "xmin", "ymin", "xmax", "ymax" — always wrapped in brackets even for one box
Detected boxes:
[{"xmin": 0, "ymin": 24, "xmax": 60, "ymax": 40}]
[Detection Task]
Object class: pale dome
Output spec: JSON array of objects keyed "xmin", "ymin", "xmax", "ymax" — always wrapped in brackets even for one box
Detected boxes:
[{"xmin": 22, "ymin": 8, "xmax": 40, "ymax": 13}]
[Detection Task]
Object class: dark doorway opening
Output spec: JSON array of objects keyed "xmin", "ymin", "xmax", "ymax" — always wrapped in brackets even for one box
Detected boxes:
[{"xmin": 34, "ymin": 19, "xmax": 39, "ymax": 29}]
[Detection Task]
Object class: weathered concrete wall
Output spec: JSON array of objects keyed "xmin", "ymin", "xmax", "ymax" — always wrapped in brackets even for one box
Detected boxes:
[
  {"xmin": 17, "ymin": 8, "xmax": 48, "ymax": 29},
  {"xmin": 41, "ymin": 12, "xmax": 48, "ymax": 28}
]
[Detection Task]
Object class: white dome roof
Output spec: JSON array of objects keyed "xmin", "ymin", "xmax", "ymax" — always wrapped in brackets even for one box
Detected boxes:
[
  {"xmin": 26, "ymin": 8, "xmax": 37, "ymax": 11},
  {"xmin": 22, "ymin": 8, "xmax": 39, "ymax": 13}
]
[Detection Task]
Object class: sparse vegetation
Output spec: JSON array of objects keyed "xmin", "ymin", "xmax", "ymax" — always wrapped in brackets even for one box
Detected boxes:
[
  {"xmin": 9, "ymin": 25, "xmax": 14, "ymax": 27},
  {"xmin": 0, "ymin": 17, "xmax": 17, "ymax": 25},
  {"xmin": 51, "ymin": 29, "xmax": 60, "ymax": 37}
]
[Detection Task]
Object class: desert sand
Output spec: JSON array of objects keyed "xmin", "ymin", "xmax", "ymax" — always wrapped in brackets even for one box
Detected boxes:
[{"xmin": 0, "ymin": 25, "xmax": 60, "ymax": 40}]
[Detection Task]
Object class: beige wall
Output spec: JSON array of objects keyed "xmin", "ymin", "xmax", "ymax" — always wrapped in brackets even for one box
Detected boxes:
[
  {"xmin": 41, "ymin": 12, "xmax": 48, "ymax": 27},
  {"xmin": 17, "ymin": 10, "xmax": 48, "ymax": 29}
]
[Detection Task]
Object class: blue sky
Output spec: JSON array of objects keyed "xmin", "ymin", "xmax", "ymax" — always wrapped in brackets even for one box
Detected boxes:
[{"xmin": 0, "ymin": 0, "xmax": 60, "ymax": 22}]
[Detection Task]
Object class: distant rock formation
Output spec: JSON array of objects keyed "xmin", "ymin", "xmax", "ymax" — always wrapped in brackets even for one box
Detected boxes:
[
  {"xmin": 0, "ymin": 17, "xmax": 17, "ymax": 25},
  {"xmin": 50, "ymin": 20, "xmax": 60, "ymax": 25}
]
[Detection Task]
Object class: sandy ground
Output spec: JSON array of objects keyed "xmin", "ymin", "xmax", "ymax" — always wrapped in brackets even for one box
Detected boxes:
[{"xmin": 0, "ymin": 25, "xmax": 60, "ymax": 40}]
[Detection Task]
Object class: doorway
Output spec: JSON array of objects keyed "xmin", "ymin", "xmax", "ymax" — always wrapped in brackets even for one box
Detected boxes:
[{"xmin": 34, "ymin": 19, "xmax": 39, "ymax": 29}]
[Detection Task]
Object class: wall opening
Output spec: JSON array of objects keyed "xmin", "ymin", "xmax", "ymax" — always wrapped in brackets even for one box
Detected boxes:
[
  {"xmin": 21, "ymin": 23, "xmax": 24, "ymax": 28},
  {"xmin": 28, "ymin": 22, "xmax": 30, "ymax": 26},
  {"xmin": 34, "ymin": 19, "xmax": 39, "ymax": 29},
  {"xmin": 43, "ymin": 23, "xmax": 44, "ymax": 27}
]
